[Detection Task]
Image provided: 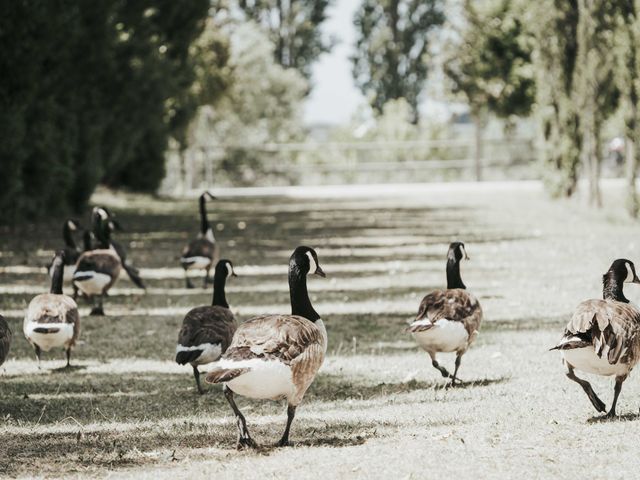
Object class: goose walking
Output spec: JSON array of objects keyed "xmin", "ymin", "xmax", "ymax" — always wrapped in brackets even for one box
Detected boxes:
[
  {"xmin": 176, "ymin": 259, "xmax": 238, "ymax": 394},
  {"xmin": 24, "ymin": 251, "xmax": 80, "ymax": 366},
  {"xmin": 47, "ymin": 219, "xmax": 82, "ymax": 282},
  {"xmin": 0, "ymin": 315, "xmax": 12, "ymax": 367},
  {"xmin": 407, "ymin": 242, "xmax": 482, "ymax": 386},
  {"xmin": 551, "ymin": 259, "xmax": 640, "ymax": 418},
  {"xmin": 73, "ymin": 213, "xmax": 122, "ymax": 315},
  {"xmin": 205, "ymin": 246, "xmax": 326, "ymax": 449},
  {"xmin": 180, "ymin": 192, "xmax": 218, "ymax": 289},
  {"xmin": 92, "ymin": 207, "xmax": 145, "ymax": 289}
]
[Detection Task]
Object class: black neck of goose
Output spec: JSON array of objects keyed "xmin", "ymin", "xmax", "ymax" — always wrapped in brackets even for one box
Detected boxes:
[
  {"xmin": 212, "ymin": 274, "xmax": 228, "ymax": 308},
  {"xmin": 289, "ymin": 267, "xmax": 320, "ymax": 322},
  {"xmin": 603, "ymin": 272, "xmax": 628, "ymax": 302},
  {"xmin": 63, "ymin": 225, "xmax": 76, "ymax": 249},
  {"xmin": 199, "ymin": 196, "xmax": 210, "ymax": 234},
  {"xmin": 446, "ymin": 258, "xmax": 466, "ymax": 289},
  {"xmin": 50, "ymin": 261, "xmax": 64, "ymax": 294}
]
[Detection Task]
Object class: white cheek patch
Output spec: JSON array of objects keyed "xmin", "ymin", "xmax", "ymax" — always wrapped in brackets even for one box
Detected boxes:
[
  {"xmin": 460, "ymin": 245, "xmax": 468, "ymax": 260},
  {"xmin": 625, "ymin": 262, "xmax": 635, "ymax": 283},
  {"xmin": 306, "ymin": 251, "xmax": 317, "ymax": 274},
  {"xmin": 226, "ymin": 262, "xmax": 233, "ymax": 278},
  {"xmin": 67, "ymin": 220, "xmax": 77, "ymax": 231}
]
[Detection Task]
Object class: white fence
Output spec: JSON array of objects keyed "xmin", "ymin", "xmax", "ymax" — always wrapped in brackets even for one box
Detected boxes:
[{"xmin": 160, "ymin": 137, "xmax": 538, "ymax": 195}]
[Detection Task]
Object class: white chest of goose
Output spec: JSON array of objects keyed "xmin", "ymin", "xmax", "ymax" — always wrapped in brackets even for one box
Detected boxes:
[
  {"xmin": 206, "ymin": 246, "xmax": 326, "ymax": 449},
  {"xmin": 176, "ymin": 259, "xmax": 238, "ymax": 394},
  {"xmin": 407, "ymin": 242, "xmax": 482, "ymax": 386},
  {"xmin": 552, "ymin": 259, "xmax": 640, "ymax": 418}
]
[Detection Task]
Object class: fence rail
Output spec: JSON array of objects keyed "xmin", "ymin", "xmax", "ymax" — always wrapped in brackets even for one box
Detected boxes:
[{"xmin": 159, "ymin": 137, "xmax": 538, "ymax": 195}]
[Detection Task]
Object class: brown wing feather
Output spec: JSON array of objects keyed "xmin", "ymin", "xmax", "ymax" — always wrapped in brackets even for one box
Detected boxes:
[
  {"xmin": 560, "ymin": 299, "xmax": 640, "ymax": 364},
  {"xmin": 415, "ymin": 289, "xmax": 482, "ymax": 336},
  {"xmin": 222, "ymin": 315, "xmax": 323, "ymax": 365},
  {"xmin": 178, "ymin": 306, "xmax": 236, "ymax": 351}
]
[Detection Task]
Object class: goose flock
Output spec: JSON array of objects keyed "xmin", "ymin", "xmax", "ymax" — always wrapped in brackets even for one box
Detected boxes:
[{"xmin": 2, "ymin": 191, "xmax": 640, "ymax": 449}]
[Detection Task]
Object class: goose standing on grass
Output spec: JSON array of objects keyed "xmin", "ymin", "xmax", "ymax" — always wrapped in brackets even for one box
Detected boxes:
[
  {"xmin": 73, "ymin": 213, "xmax": 122, "ymax": 315},
  {"xmin": 206, "ymin": 246, "xmax": 326, "ymax": 449},
  {"xmin": 176, "ymin": 259, "xmax": 238, "ymax": 394},
  {"xmin": 24, "ymin": 251, "xmax": 80, "ymax": 367},
  {"xmin": 407, "ymin": 242, "xmax": 482, "ymax": 386},
  {"xmin": 0, "ymin": 315, "xmax": 12, "ymax": 367},
  {"xmin": 47, "ymin": 219, "xmax": 82, "ymax": 283},
  {"xmin": 92, "ymin": 207, "xmax": 145, "ymax": 289},
  {"xmin": 551, "ymin": 259, "xmax": 640, "ymax": 418},
  {"xmin": 180, "ymin": 192, "xmax": 218, "ymax": 289}
]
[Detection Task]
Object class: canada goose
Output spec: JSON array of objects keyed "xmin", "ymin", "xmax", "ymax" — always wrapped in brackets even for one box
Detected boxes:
[
  {"xmin": 551, "ymin": 259, "xmax": 640, "ymax": 418},
  {"xmin": 73, "ymin": 214, "xmax": 122, "ymax": 315},
  {"xmin": 24, "ymin": 251, "xmax": 80, "ymax": 366},
  {"xmin": 92, "ymin": 207, "xmax": 145, "ymax": 289},
  {"xmin": 47, "ymin": 219, "xmax": 82, "ymax": 282},
  {"xmin": 0, "ymin": 315, "xmax": 12, "ymax": 367},
  {"xmin": 407, "ymin": 242, "xmax": 482, "ymax": 386},
  {"xmin": 176, "ymin": 259, "xmax": 238, "ymax": 394},
  {"xmin": 180, "ymin": 192, "xmax": 218, "ymax": 289},
  {"xmin": 205, "ymin": 246, "xmax": 326, "ymax": 449}
]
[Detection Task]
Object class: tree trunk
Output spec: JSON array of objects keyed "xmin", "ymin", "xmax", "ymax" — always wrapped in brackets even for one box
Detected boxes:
[
  {"xmin": 627, "ymin": 136, "xmax": 639, "ymax": 217},
  {"xmin": 472, "ymin": 114, "xmax": 483, "ymax": 181}
]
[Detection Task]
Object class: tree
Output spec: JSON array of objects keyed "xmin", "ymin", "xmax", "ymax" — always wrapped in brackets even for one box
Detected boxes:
[
  {"xmin": 613, "ymin": 1, "xmax": 640, "ymax": 216},
  {"xmin": 573, "ymin": 0, "xmax": 618, "ymax": 207},
  {"xmin": 352, "ymin": 0, "xmax": 445, "ymax": 123},
  {"xmin": 444, "ymin": 0, "xmax": 535, "ymax": 180},
  {"xmin": 527, "ymin": 0, "xmax": 581, "ymax": 197},
  {"xmin": 237, "ymin": 0, "xmax": 332, "ymax": 79},
  {"xmin": 185, "ymin": 21, "xmax": 308, "ymax": 185},
  {"xmin": 0, "ymin": 0, "xmax": 222, "ymax": 223}
]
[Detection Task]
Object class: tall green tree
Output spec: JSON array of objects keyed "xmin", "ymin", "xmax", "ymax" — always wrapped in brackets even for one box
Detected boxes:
[
  {"xmin": 237, "ymin": 0, "xmax": 332, "ymax": 79},
  {"xmin": 573, "ymin": 0, "xmax": 618, "ymax": 207},
  {"xmin": 352, "ymin": 0, "xmax": 445, "ymax": 122},
  {"xmin": 0, "ymin": 0, "xmax": 221, "ymax": 223},
  {"xmin": 613, "ymin": 1, "xmax": 640, "ymax": 216},
  {"xmin": 527, "ymin": 0, "xmax": 581, "ymax": 197},
  {"xmin": 444, "ymin": 0, "xmax": 535, "ymax": 180}
]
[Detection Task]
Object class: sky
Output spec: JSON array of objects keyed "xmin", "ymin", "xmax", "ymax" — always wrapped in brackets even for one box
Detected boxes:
[{"xmin": 303, "ymin": 0, "xmax": 365, "ymax": 126}]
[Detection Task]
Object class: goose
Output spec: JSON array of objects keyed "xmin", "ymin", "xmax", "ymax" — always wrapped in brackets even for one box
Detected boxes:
[
  {"xmin": 24, "ymin": 251, "xmax": 80, "ymax": 366},
  {"xmin": 205, "ymin": 246, "xmax": 326, "ymax": 449},
  {"xmin": 180, "ymin": 192, "xmax": 218, "ymax": 289},
  {"xmin": 551, "ymin": 259, "xmax": 640, "ymax": 418},
  {"xmin": 73, "ymin": 213, "xmax": 122, "ymax": 315},
  {"xmin": 407, "ymin": 242, "xmax": 482, "ymax": 386},
  {"xmin": 0, "ymin": 315, "xmax": 12, "ymax": 367},
  {"xmin": 92, "ymin": 207, "xmax": 145, "ymax": 289},
  {"xmin": 176, "ymin": 259, "xmax": 238, "ymax": 394},
  {"xmin": 47, "ymin": 219, "xmax": 82, "ymax": 283}
]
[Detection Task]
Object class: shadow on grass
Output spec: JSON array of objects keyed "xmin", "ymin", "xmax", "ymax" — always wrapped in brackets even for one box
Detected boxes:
[
  {"xmin": 307, "ymin": 374, "xmax": 510, "ymax": 403},
  {"xmin": 587, "ymin": 411, "xmax": 640, "ymax": 423},
  {"xmin": 0, "ymin": 415, "xmax": 391, "ymax": 476}
]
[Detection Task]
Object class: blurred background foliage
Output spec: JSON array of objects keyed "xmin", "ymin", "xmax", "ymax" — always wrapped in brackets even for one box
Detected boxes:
[{"xmin": 3, "ymin": 0, "xmax": 640, "ymax": 223}]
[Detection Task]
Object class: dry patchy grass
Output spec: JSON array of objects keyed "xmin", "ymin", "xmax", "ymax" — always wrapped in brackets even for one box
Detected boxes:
[{"xmin": 2, "ymin": 181, "xmax": 640, "ymax": 478}]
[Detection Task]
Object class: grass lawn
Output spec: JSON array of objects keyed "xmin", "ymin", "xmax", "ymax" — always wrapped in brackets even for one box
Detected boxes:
[{"xmin": 1, "ymin": 181, "xmax": 640, "ymax": 478}]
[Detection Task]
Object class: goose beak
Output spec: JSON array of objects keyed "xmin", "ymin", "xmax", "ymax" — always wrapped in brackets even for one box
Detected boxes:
[
  {"xmin": 231, "ymin": 270, "xmax": 238, "ymax": 277},
  {"xmin": 315, "ymin": 265, "xmax": 326, "ymax": 278},
  {"xmin": 633, "ymin": 275, "xmax": 640, "ymax": 284}
]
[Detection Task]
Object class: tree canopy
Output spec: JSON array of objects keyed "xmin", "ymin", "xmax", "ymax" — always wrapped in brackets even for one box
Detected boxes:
[
  {"xmin": 0, "ymin": 0, "xmax": 222, "ymax": 222},
  {"xmin": 352, "ymin": 0, "xmax": 445, "ymax": 122}
]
